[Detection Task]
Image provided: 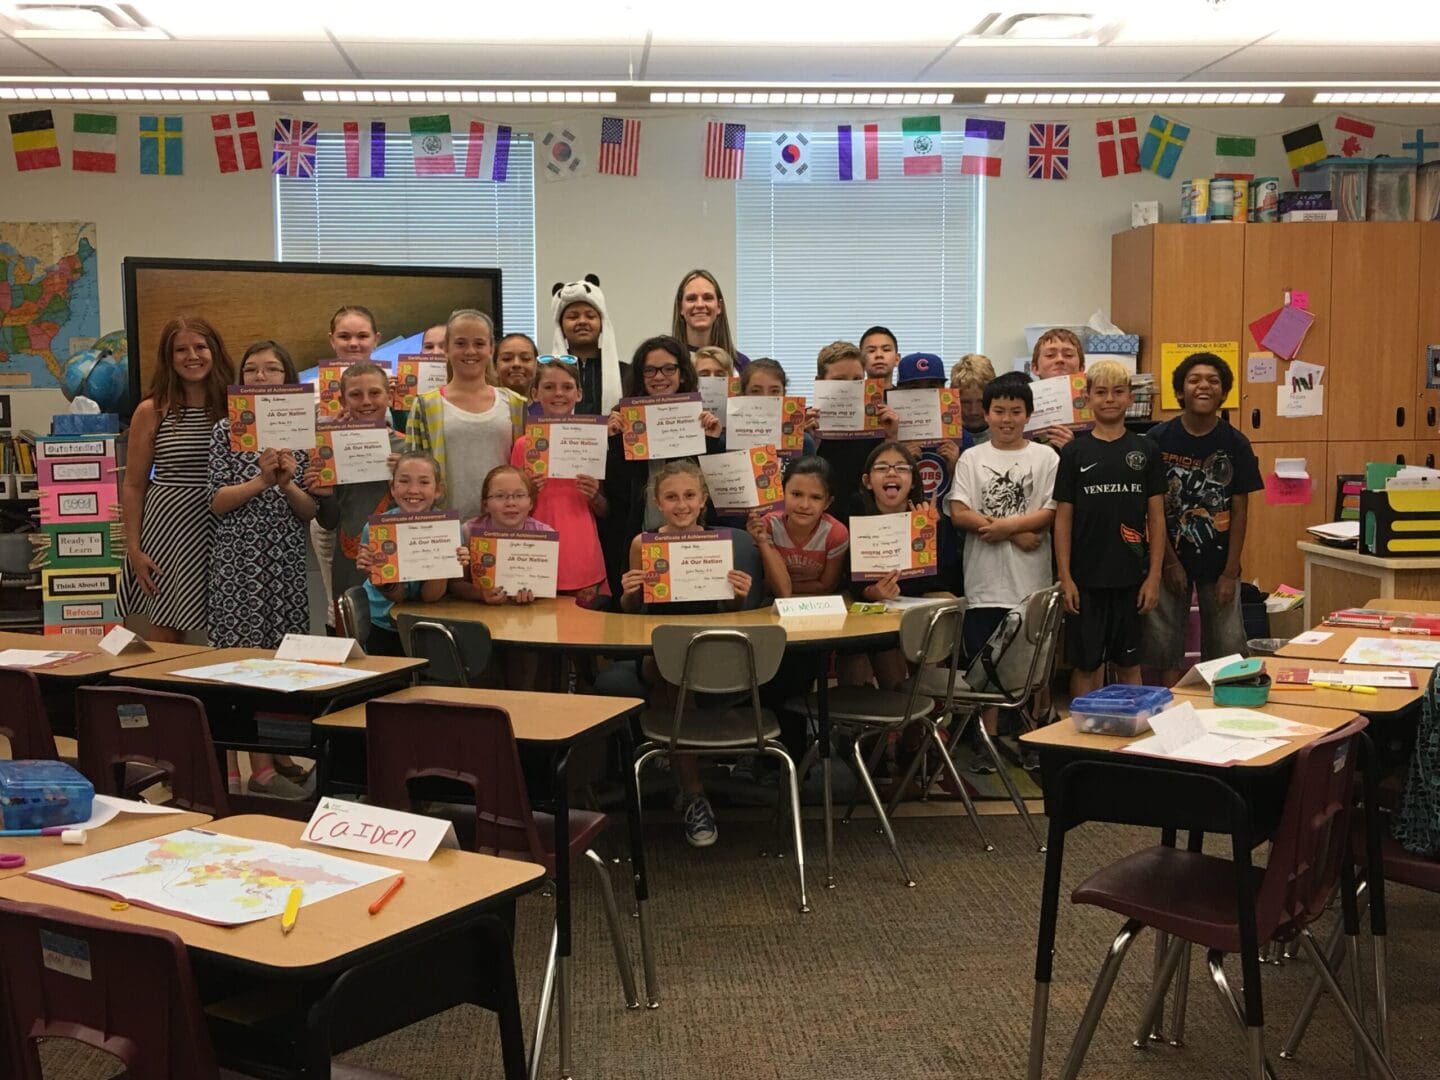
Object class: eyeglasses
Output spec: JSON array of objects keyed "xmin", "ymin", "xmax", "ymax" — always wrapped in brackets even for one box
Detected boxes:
[
  {"xmin": 869, "ymin": 463, "xmax": 914, "ymax": 476},
  {"xmin": 538, "ymin": 354, "xmax": 577, "ymax": 366},
  {"xmin": 486, "ymin": 491, "xmax": 530, "ymax": 502},
  {"xmin": 644, "ymin": 364, "xmax": 681, "ymax": 378}
]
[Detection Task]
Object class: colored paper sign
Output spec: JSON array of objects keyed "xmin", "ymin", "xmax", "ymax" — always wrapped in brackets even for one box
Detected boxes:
[
  {"xmin": 468, "ymin": 528, "xmax": 561, "ymax": 598},
  {"xmin": 848, "ymin": 506, "xmax": 940, "ymax": 581},
  {"xmin": 35, "ymin": 436, "xmax": 117, "ymax": 461},
  {"xmin": 1246, "ymin": 352, "xmax": 1277, "ymax": 384},
  {"xmin": 699, "ymin": 446, "xmax": 786, "ymax": 512},
  {"xmin": 813, "ymin": 379, "xmax": 886, "ymax": 438},
  {"xmin": 40, "ymin": 523, "xmax": 119, "ymax": 569},
  {"xmin": 522, "ymin": 415, "xmax": 609, "ymax": 480},
  {"xmin": 314, "ymin": 420, "xmax": 392, "ymax": 485},
  {"xmin": 1159, "ymin": 343, "xmax": 1241, "ymax": 411},
  {"xmin": 391, "ymin": 355, "xmax": 448, "ymax": 411},
  {"xmin": 1277, "ymin": 384, "xmax": 1325, "ymax": 418},
  {"xmin": 38, "ymin": 452, "xmax": 112, "ymax": 487},
  {"xmin": 366, "ymin": 510, "xmax": 462, "ymax": 584},
  {"xmin": 304, "ymin": 797, "xmax": 456, "ymax": 863},
  {"xmin": 640, "ymin": 530, "xmax": 735, "ymax": 604},
  {"xmin": 228, "ymin": 384, "xmax": 316, "ymax": 452},
  {"xmin": 41, "ymin": 567, "xmax": 119, "ymax": 602},
  {"xmin": 1260, "ymin": 304, "xmax": 1315, "ymax": 360},
  {"xmin": 618, "ymin": 393, "xmax": 707, "ymax": 461},
  {"xmin": 1264, "ymin": 458, "xmax": 1313, "ymax": 505},
  {"xmin": 39, "ymin": 483, "xmax": 118, "ymax": 525},
  {"xmin": 723, "ymin": 395, "xmax": 806, "ymax": 454}
]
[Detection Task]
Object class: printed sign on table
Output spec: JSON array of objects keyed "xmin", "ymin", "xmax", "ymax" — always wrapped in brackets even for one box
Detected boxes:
[
  {"xmin": 848, "ymin": 506, "xmax": 939, "ymax": 581},
  {"xmin": 468, "ymin": 528, "xmax": 561, "ymax": 597},
  {"xmin": 723, "ymin": 395, "xmax": 807, "ymax": 454},
  {"xmin": 314, "ymin": 419, "xmax": 393, "ymax": 485},
  {"xmin": 887, "ymin": 387, "xmax": 964, "ymax": 444},
  {"xmin": 228, "ymin": 384, "xmax": 317, "ymax": 453},
  {"xmin": 618, "ymin": 393, "xmax": 707, "ymax": 461},
  {"xmin": 523, "ymin": 415, "xmax": 609, "ymax": 480},
  {"xmin": 640, "ymin": 530, "xmax": 735, "ymax": 604},
  {"xmin": 699, "ymin": 446, "xmax": 786, "ymax": 512},
  {"xmin": 391, "ymin": 354, "xmax": 449, "ymax": 411},
  {"xmin": 366, "ymin": 511, "xmax": 463, "ymax": 584},
  {"xmin": 813, "ymin": 379, "xmax": 886, "ymax": 438},
  {"xmin": 1024, "ymin": 374, "xmax": 1094, "ymax": 433}
]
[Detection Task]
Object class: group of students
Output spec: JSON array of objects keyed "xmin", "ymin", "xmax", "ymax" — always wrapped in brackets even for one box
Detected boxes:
[{"xmin": 115, "ymin": 270, "xmax": 1261, "ymax": 837}]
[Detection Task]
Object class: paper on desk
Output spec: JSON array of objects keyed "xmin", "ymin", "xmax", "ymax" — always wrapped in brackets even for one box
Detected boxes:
[
  {"xmin": 1120, "ymin": 702, "xmax": 1287, "ymax": 764},
  {"xmin": 1197, "ymin": 707, "xmax": 1325, "ymax": 739},
  {"xmin": 1289, "ymin": 630, "xmax": 1333, "ymax": 645},
  {"xmin": 74, "ymin": 794, "xmax": 186, "ymax": 831},
  {"xmin": 1306, "ymin": 521, "xmax": 1359, "ymax": 543},
  {"xmin": 1174, "ymin": 653, "xmax": 1245, "ymax": 689},
  {"xmin": 1309, "ymin": 668, "xmax": 1417, "ymax": 688}
]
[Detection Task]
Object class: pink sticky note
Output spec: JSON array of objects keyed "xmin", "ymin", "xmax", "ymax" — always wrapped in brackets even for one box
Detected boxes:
[
  {"xmin": 1261, "ymin": 305, "xmax": 1315, "ymax": 360},
  {"xmin": 1264, "ymin": 473, "xmax": 1312, "ymax": 506},
  {"xmin": 1290, "ymin": 290, "xmax": 1310, "ymax": 310}
]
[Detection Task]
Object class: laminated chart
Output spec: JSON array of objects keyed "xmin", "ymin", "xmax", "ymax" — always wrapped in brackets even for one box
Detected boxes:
[{"xmin": 31, "ymin": 435, "xmax": 122, "ymax": 638}]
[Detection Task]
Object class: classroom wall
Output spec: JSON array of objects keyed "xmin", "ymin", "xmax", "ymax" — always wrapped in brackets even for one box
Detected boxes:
[{"xmin": 4, "ymin": 102, "xmax": 1437, "ymax": 427}]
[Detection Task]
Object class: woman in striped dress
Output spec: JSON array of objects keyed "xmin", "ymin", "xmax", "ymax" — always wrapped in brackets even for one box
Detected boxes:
[{"xmin": 120, "ymin": 316, "xmax": 235, "ymax": 643}]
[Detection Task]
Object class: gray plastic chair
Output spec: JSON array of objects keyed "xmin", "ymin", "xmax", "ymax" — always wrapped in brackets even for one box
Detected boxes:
[
  {"xmin": 635, "ymin": 625, "xmax": 808, "ymax": 913},
  {"xmin": 336, "ymin": 585, "xmax": 371, "ymax": 646},
  {"xmin": 898, "ymin": 583, "xmax": 1064, "ymax": 851},
  {"xmin": 398, "ymin": 616, "xmax": 493, "ymax": 688}
]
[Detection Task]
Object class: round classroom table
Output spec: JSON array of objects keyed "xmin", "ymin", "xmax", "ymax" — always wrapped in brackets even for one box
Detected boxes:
[{"xmin": 393, "ymin": 596, "xmax": 907, "ymax": 888}]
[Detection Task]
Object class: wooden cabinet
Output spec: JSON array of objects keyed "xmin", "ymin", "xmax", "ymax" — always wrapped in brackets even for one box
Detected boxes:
[
  {"xmin": 1112, "ymin": 224, "xmax": 1245, "ymax": 421},
  {"xmin": 1239, "ymin": 223, "xmax": 1331, "ymax": 443},
  {"xmin": 1246, "ymin": 441, "xmax": 1329, "ymax": 590},
  {"xmin": 1329, "ymin": 223, "xmax": 1421, "ymax": 440},
  {"xmin": 1417, "ymin": 223, "xmax": 1440, "ymax": 438},
  {"xmin": 1413, "ymin": 440, "xmax": 1440, "ymax": 471}
]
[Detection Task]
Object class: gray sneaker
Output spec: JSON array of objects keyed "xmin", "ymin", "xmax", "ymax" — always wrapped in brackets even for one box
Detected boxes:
[
  {"xmin": 681, "ymin": 794, "xmax": 718, "ymax": 848},
  {"xmin": 247, "ymin": 771, "xmax": 310, "ymax": 800}
]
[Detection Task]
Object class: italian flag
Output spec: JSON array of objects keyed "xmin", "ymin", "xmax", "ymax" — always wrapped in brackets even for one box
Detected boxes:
[
  {"xmin": 409, "ymin": 114, "xmax": 455, "ymax": 176},
  {"xmin": 72, "ymin": 113, "xmax": 117, "ymax": 173},
  {"xmin": 902, "ymin": 115, "xmax": 942, "ymax": 176}
]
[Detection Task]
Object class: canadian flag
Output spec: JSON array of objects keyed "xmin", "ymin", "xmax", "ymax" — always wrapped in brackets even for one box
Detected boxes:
[{"xmin": 1334, "ymin": 115, "xmax": 1376, "ymax": 158}]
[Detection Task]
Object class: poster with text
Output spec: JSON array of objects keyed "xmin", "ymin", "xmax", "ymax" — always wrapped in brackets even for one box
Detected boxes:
[
  {"xmin": 641, "ymin": 530, "xmax": 735, "ymax": 603},
  {"xmin": 314, "ymin": 420, "xmax": 393, "ymax": 485},
  {"xmin": 523, "ymin": 415, "xmax": 609, "ymax": 480},
  {"xmin": 618, "ymin": 393, "xmax": 707, "ymax": 461},
  {"xmin": 228, "ymin": 384, "xmax": 317, "ymax": 453},
  {"xmin": 366, "ymin": 511, "xmax": 463, "ymax": 584},
  {"xmin": 468, "ymin": 528, "xmax": 560, "ymax": 597}
]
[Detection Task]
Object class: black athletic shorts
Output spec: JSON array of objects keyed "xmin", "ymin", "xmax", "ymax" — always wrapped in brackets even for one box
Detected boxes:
[{"xmin": 1065, "ymin": 585, "xmax": 1142, "ymax": 673}]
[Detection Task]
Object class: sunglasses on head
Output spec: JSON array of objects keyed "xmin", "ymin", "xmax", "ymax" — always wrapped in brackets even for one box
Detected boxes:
[{"xmin": 538, "ymin": 354, "xmax": 578, "ymax": 366}]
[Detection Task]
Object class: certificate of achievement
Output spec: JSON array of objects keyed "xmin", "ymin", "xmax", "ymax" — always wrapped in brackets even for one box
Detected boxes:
[
  {"xmin": 314, "ymin": 420, "xmax": 392, "ymax": 485},
  {"xmin": 366, "ymin": 511, "xmax": 462, "ymax": 584},
  {"xmin": 316, "ymin": 359, "xmax": 389, "ymax": 420},
  {"xmin": 641, "ymin": 530, "xmax": 735, "ymax": 604},
  {"xmin": 523, "ymin": 416, "xmax": 609, "ymax": 480},
  {"xmin": 618, "ymin": 393, "xmax": 707, "ymax": 461},
  {"xmin": 228, "ymin": 384, "xmax": 317, "ymax": 452},
  {"xmin": 813, "ymin": 379, "xmax": 886, "ymax": 438},
  {"xmin": 1024, "ymin": 374, "xmax": 1094, "ymax": 432},
  {"xmin": 887, "ymin": 388, "xmax": 964, "ymax": 444},
  {"xmin": 391, "ymin": 354, "xmax": 449, "ymax": 411},
  {"xmin": 848, "ymin": 507, "xmax": 940, "ymax": 581},
  {"xmin": 723, "ymin": 395, "xmax": 807, "ymax": 454},
  {"xmin": 697, "ymin": 375, "xmax": 739, "ymax": 426},
  {"xmin": 700, "ymin": 446, "xmax": 785, "ymax": 512},
  {"xmin": 468, "ymin": 528, "xmax": 561, "ymax": 598}
]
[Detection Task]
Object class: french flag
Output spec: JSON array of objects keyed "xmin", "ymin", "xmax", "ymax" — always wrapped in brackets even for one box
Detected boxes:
[
  {"xmin": 961, "ymin": 118, "xmax": 1005, "ymax": 178},
  {"xmin": 837, "ymin": 122, "xmax": 878, "ymax": 181},
  {"xmin": 343, "ymin": 120, "xmax": 385, "ymax": 178}
]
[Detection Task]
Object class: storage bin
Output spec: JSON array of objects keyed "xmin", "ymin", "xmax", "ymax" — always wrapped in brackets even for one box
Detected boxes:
[
  {"xmin": 1068, "ymin": 685, "xmax": 1174, "ymax": 737},
  {"xmin": 1367, "ymin": 159, "xmax": 1417, "ymax": 222},
  {"xmin": 1298, "ymin": 158, "xmax": 1368, "ymax": 221},
  {"xmin": 0, "ymin": 760, "xmax": 94, "ymax": 831}
]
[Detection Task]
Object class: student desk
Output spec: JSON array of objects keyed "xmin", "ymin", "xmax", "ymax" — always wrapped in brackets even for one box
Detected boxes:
[
  {"xmin": 0, "ymin": 813, "xmax": 544, "ymax": 1079},
  {"xmin": 315, "ymin": 685, "xmax": 649, "ymax": 1078},
  {"xmin": 1299, "ymin": 541, "xmax": 1440, "ymax": 627},
  {"xmin": 1020, "ymin": 702, "xmax": 1375, "ymax": 1080},
  {"xmin": 1170, "ymin": 658, "xmax": 1423, "ymax": 719},
  {"xmin": 393, "ymin": 596, "xmax": 906, "ymax": 888},
  {"xmin": 0, "ymin": 809, "xmax": 210, "ymax": 879},
  {"xmin": 1275, "ymin": 625, "xmax": 1440, "ymax": 674},
  {"xmin": 0, "ymin": 631, "xmax": 211, "ymax": 682},
  {"xmin": 1362, "ymin": 596, "xmax": 1440, "ymax": 615}
]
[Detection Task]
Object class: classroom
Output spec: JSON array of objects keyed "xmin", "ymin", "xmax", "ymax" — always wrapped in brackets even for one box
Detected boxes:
[{"xmin": 2, "ymin": 5, "xmax": 1440, "ymax": 1079}]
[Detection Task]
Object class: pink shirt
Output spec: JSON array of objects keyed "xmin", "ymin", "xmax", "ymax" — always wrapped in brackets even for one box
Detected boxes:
[
  {"xmin": 761, "ymin": 511, "xmax": 849, "ymax": 588},
  {"xmin": 508, "ymin": 436, "xmax": 607, "ymax": 591}
]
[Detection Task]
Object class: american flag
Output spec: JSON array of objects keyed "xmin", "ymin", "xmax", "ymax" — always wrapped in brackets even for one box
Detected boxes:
[
  {"xmin": 272, "ymin": 117, "xmax": 318, "ymax": 178},
  {"xmin": 704, "ymin": 121, "xmax": 746, "ymax": 180},
  {"xmin": 1027, "ymin": 122, "xmax": 1069, "ymax": 181},
  {"xmin": 598, "ymin": 116, "xmax": 641, "ymax": 176}
]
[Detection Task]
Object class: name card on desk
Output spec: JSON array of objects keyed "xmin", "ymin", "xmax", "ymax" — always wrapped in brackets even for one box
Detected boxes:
[
  {"xmin": 304, "ymin": 797, "xmax": 457, "ymax": 862},
  {"xmin": 97, "ymin": 626, "xmax": 152, "ymax": 656},
  {"xmin": 276, "ymin": 633, "xmax": 364, "ymax": 664},
  {"xmin": 774, "ymin": 595, "xmax": 848, "ymax": 618}
]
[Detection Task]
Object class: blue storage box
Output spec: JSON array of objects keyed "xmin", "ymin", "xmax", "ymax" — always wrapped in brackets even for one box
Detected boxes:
[
  {"xmin": 51, "ymin": 413, "xmax": 121, "ymax": 435},
  {"xmin": 0, "ymin": 760, "xmax": 94, "ymax": 831},
  {"xmin": 1068, "ymin": 685, "xmax": 1174, "ymax": 737},
  {"xmin": 1085, "ymin": 332, "xmax": 1140, "ymax": 355}
]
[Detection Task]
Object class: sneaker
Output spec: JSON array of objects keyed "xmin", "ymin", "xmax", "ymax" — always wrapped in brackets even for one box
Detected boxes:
[
  {"xmin": 247, "ymin": 771, "xmax": 310, "ymax": 800},
  {"xmin": 968, "ymin": 754, "xmax": 998, "ymax": 776},
  {"xmin": 681, "ymin": 794, "xmax": 718, "ymax": 848},
  {"xmin": 273, "ymin": 757, "xmax": 313, "ymax": 784}
]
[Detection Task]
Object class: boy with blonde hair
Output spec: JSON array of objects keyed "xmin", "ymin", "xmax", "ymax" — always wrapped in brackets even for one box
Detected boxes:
[
  {"xmin": 1030, "ymin": 329, "xmax": 1086, "ymax": 449},
  {"xmin": 1053, "ymin": 360, "xmax": 1166, "ymax": 695},
  {"xmin": 950, "ymin": 353, "xmax": 996, "ymax": 444}
]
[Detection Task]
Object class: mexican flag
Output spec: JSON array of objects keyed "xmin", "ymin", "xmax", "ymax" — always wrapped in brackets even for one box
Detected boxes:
[
  {"xmin": 902, "ymin": 115, "xmax": 942, "ymax": 176},
  {"xmin": 409, "ymin": 114, "xmax": 455, "ymax": 176},
  {"xmin": 72, "ymin": 112, "xmax": 117, "ymax": 173}
]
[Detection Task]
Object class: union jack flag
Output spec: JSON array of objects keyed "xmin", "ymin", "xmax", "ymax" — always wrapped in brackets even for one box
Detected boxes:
[
  {"xmin": 1026, "ymin": 122, "xmax": 1069, "ymax": 181},
  {"xmin": 272, "ymin": 117, "xmax": 318, "ymax": 178}
]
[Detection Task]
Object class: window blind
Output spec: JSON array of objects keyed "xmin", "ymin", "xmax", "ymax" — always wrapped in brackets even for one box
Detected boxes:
[
  {"xmin": 274, "ymin": 131, "xmax": 537, "ymax": 339},
  {"xmin": 735, "ymin": 129, "xmax": 984, "ymax": 399}
]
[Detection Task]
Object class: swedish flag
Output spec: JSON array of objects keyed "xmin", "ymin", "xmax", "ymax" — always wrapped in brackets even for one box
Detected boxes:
[
  {"xmin": 1138, "ymin": 114, "xmax": 1189, "ymax": 180},
  {"xmin": 139, "ymin": 115, "xmax": 183, "ymax": 176}
]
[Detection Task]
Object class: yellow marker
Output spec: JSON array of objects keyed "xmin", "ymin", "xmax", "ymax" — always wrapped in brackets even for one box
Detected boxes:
[
  {"xmin": 1312, "ymin": 682, "xmax": 1380, "ymax": 696},
  {"xmin": 281, "ymin": 886, "xmax": 303, "ymax": 935}
]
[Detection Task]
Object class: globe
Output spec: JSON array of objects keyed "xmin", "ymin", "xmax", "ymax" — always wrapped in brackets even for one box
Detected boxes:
[{"xmin": 61, "ymin": 330, "xmax": 131, "ymax": 414}]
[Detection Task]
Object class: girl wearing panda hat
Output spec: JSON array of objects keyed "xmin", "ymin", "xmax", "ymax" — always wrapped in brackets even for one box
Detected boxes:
[{"xmin": 551, "ymin": 275, "xmax": 626, "ymax": 416}]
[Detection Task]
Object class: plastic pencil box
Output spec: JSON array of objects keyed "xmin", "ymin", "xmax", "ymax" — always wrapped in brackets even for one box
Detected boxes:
[
  {"xmin": 1211, "ymin": 658, "xmax": 1271, "ymax": 707},
  {"xmin": 0, "ymin": 760, "xmax": 94, "ymax": 831},
  {"xmin": 1068, "ymin": 685, "xmax": 1173, "ymax": 737}
]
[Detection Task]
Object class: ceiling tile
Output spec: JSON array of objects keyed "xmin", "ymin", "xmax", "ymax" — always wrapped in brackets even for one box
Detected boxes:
[
  {"xmin": 0, "ymin": 35, "xmax": 63, "ymax": 73},
  {"xmin": 1202, "ymin": 44, "xmax": 1440, "ymax": 80},
  {"xmin": 644, "ymin": 45, "xmax": 945, "ymax": 82},
  {"xmin": 923, "ymin": 45, "xmax": 1244, "ymax": 82},
  {"xmin": 342, "ymin": 41, "xmax": 641, "ymax": 80},
  {"xmin": 18, "ymin": 39, "xmax": 353, "ymax": 78}
]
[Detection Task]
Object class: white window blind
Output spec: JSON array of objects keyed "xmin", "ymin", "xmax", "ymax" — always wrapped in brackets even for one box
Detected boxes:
[
  {"xmin": 274, "ymin": 132, "xmax": 537, "ymax": 338},
  {"xmin": 735, "ymin": 129, "xmax": 984, "ymax": 399}
]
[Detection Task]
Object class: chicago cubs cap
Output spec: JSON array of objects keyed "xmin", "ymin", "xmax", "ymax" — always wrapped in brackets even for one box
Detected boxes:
[{"xmin": 896, "ymin": 351, "xmax": 945, "ymax": 386}]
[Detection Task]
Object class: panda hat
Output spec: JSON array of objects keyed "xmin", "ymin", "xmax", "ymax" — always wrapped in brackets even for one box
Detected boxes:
[{"xmin": 551, "ymin": 274, "xmax": 622, "ymax": 412}]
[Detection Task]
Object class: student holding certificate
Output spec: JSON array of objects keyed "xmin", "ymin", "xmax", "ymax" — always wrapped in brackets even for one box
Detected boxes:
[
  {"xmin": 810, "ymin": 341, "xmax": 898, "ymax": 527},
  {"xmin": 452, "ymin": 465, "xmax": 553, "ymax": 606}
]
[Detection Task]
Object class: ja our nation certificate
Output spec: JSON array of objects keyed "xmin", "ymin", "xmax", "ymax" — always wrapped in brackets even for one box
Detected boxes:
[
  {"xmin": 367, "ymin": 511, "xmax": 463, "ymax": 584},
  {"xmin": 469, "ymin": 528, "xmax": 561, "ymax": 598},
  {"xmin": 523, "ymin": 415, "xmax": 609, "ymax": 480},
  {"xmin": 812, "ymin": 379, "xmax": 886, "ymax": 439},
  {"xmin": 848, "ymin": 507, "xmax": 940, "ymax": 581},
  {"xmin": 887, "ymin": 387, "xmax": 965, "ymax": 444},
  {"xmin": 391, "ymin": 355, "xmax": 449, "ymax": 411},
  {"xmin": 1024, "ymin": 374, "xmax": 1094, "ymax": 432},
  {"xmin": 641, "ymin": 530, "xmax": 735, "ymax": 604},
  {"xmin": 723, "ymin": 395, "xmax": 807, "ymax": 454},
  {"xmin": 618, "ymin": 393, "xmax": 707, "ymax": 461},
  {"xmin": 228, "ymin": 384, "xmax": 317, "ymax": 452},
  {"xmin": 700, "ymin": 446, "xmax": 785, "ymax": 513},
  {"xmin": 314, "ymin": 419, "xmax": 392, "ymax": 485}
]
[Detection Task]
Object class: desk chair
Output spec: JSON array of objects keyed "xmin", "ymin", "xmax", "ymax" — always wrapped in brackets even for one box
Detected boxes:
[
  {"xmin": 365, "ymin": 698, "xmax": 638, "ymax": 1080},
  {"xmin": 1049, "ymin": 721, "xmax": 1395, "ymax": 1080},
  {"xmin": 0, "ymin": 898, "xmax": 401, "ymax": 1080},
  {"xmin": 75, "ymin": 685, "xmax": 231, "ymax": 818},
  {"xmin": 0, "ymin": 668, "xmax": 59, "ymax": 759},
  {"xmin": 336, "ymin": 585, "xmax": 371, "ymax": 644},
  {"xmin": 396, "ymin": 614, "xmax": 492, "ymax": 687}
]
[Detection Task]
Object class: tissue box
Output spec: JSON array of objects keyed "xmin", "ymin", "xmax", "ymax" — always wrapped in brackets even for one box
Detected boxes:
[
  {"xmin": 52, "ymin": 414, "xmax": 121, "ymax": 435},
  {"xmin": 1085, "ymin": 333, "xmax": 1140, "ymax": 355}
]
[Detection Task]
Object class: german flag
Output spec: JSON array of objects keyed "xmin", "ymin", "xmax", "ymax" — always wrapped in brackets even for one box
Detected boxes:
[{"xmin": 9, "ymin": 109, "xmax": 61, "ymax": 171}]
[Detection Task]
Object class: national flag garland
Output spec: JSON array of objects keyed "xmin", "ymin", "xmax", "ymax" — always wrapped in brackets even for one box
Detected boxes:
[
  {"xmin": 1138, "ymin": 114, "xmax": 1189, "ymax": 179},
  {"xmin": 772, "ymin": 131, "xmax": 810, "ymax": 181},
  {"xmin": 1334, "ymin": 115, "xmax": 1376, "ymax": 158},
  {"xmin": 704, "ymin": 121, "xmax": 746, "ymax": 180},
  {"xmin": 9, "ymin": 109, "xmax": 61, "ymax": 171},
  {"xmin": 71, "ymin": 112, "xmax": 117, "ymax": 173},
  {"xmin": 410, "ymin": 114, "xmax": 455, "ymax": 176},
  {"xmin": 901, "ymin": 115, "xmax": 942, "ymax": 176},
  {"xmin": 343, "ymin": 119, "xmax": 386, "ymax": 178},
  {"xmin": 462, "ymin": 121, "xmax": 512, "ymax": 182},
  {"xmin": 1282, "ymin": 123, "xmax": 1327, "ymax": 181},
  {"xmin": 961, "ymin": 118, "xmax": 1005, "ymax": 177},
  {"xmin": 598, "ymin": 116, "xmax": 640, "ymax": 176},
  {"xmin": 139, "ymin": 115, "xmax": 183, "ymax": 176},
  {"xmin": 1214, "ymin": 134, "xmax": 1257, "ymax": 160},
  {"xmin": 211, "ymin": 111, "xmax": 262, "ymax": 174},
  {"xmin": 541, "ymin": 128, "xmax": 582, "ymax": 180},
  {"xmin": 1026, "ymin": 122, "xmax": 1069, "ymax": 180},
  {"xmin": 1095, "ymin": 116, "xmax": 1140, "ymax": 177},
  {"xmin": 837, "ymin": 122, "xmax": 879, "ymax": 181},
  {"xmin": 271, "ymin": 117, "xmax": 318, "ymax": 179}
]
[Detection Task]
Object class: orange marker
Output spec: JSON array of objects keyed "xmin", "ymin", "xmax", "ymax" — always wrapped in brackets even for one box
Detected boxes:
[{"xmin": 369, "ymin": 875, "xmax": 404, "ymax": 915}]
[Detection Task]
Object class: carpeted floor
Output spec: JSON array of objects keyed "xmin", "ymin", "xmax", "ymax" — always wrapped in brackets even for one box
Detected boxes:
[{"xmin": 37, "ymin": 809, "xmax": 1440, "ymax": 1079}]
